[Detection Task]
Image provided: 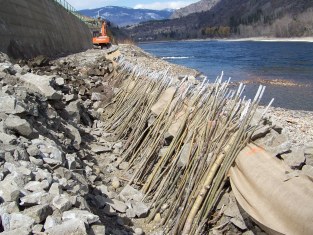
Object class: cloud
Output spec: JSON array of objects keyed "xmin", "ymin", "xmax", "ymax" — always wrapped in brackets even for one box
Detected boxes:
[{"xmin": 134, "ymin": 1, "xmax": 198, "ymax": 10}]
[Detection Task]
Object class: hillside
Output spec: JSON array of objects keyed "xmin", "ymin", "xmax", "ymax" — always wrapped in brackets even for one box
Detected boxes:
[
  {"xmin": 170, "ymin": 0, "xmax": 221, "ymax": 19},
  {"xmin": 125, "ymin": 0, "xmax": 313, "ymax": 41},
  {"xmin": 79, "ymin": 6, "xmax": 173, "ymax": 26}
]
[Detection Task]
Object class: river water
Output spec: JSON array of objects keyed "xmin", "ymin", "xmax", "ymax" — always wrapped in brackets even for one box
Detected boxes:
[{"xmin": 139, "ymin": 40, "xmax": 313, "ymax": 111}]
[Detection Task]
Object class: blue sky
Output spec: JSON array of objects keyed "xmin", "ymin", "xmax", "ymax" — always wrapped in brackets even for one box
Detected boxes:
[{"xmin": 66, "ymin": 0, "xmax": 199, "ymax": 10}]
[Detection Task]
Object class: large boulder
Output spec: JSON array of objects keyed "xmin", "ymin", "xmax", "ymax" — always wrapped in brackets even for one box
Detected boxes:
[
  {"xmin": 64, "ymin": 100, "xmax": 81, "ymax": 123},
  {"xmin": 62, "ymin": 209, "xmax": 99, "ymax": 225},
  {"xmin": 45, "ymin": 218, "xmax": 87, "ymax": 235},
  {"xmin": 0, "ymin": 175, "xmax": 20, "ymax": 202},
  {"xmin": 23, "ymin": 204, "xmax": 53, "ymax": 223},
  {"xmin": 0, "ymin": 92, "xmax": 25, "ymax": 114},
  {"xmin": 1, "ymin": 213, "xmax": 35, "ymax": 231},
  {"xmin": 4, "ymin": 115, "xmax": 33, "ymax": 138},
  {"xmin": 20, "ymin": 73, "xmax": 62, "ymax": 100}
]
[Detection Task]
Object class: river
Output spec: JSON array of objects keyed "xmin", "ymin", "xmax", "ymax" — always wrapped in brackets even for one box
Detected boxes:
[{"xmin": 139, "ymin": 40, "xmax": 313, "ymax": 111}]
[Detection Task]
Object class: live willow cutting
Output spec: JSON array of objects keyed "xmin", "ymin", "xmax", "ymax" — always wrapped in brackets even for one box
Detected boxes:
[{"xmin": 101, "ymin": 55, "xmax": 274, "ymax": 234}]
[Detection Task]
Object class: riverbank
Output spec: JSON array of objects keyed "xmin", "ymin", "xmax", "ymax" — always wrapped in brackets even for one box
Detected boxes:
[
  {"xmin": 139, "ymin": 36, "xmax": 313, "ymax": 44},
  {"xmin": 122, "ymin": 44, "xmax": 313, "ymax": 146},
  {"xmin": 0, "ymin": 45, "xmax": 312, "ymax": 234},
  {"xmin": 221, "ymin": 36, "xmax": 313, "ymax": 43}
]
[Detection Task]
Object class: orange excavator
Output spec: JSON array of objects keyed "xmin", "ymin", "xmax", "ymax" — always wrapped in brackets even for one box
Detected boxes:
[{"xmin": 92, "ymin": 19, "xmax": 111, "ymax": 49}]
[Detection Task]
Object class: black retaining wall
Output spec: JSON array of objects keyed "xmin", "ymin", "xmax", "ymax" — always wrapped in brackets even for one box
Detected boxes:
[{"xmin": 0, "ymin": 0, "xmax": 92, "ymax": 59}]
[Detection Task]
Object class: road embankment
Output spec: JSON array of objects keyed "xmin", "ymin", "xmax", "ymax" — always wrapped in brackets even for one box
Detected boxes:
[{"xmin": 0, "ymin": 0, "xmax": 92, "ymax": 59}]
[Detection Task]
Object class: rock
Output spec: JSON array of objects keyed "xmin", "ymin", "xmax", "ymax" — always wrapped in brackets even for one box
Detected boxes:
[
  {"xmin": 0, "ymin": 175, "xmax": 20, "ymax": 202},
  {"xmin": 109, "ymin": 199, "xmax": 128, "ymax": 213},
  {"xmin": 4, "ymin": 115, "xmax": 33, "ymax": 138},
  {"xmin": 44, "ymin": 215, "xmax": 61, "ymax": 230},
  {"xmin": 94, "ymin": 195, "xmax": 107, "ymax": 208},
  {"xmin": 65, "ymin": 123, "xmax": 82, "ymax": 149},
  {"xmin": 119, "ymin": 185, "xmax": 144, "ymax": 202},
  {"xmin": 43, "ymin": 157, "xmax": 62, "ymax": 165},
  {"xmin": 95, "ymin": 185, "xmax": 110, "ymax": 195},
  {"xmin": 304, "ymin": 142, "xmax": 313, "ymax": 166},
  {"xmin": 0, "ymin": 203, "xmax": 19, "ymax": 224},
  {"xmin": 54, "ymin": 167, "xmax": 72, "ymax": 180},
  {"xmin": 0, "ymin": 228, "xmax": 31, "ymax": 235},
  {"xmin": 0, "ymin": 93, "xmax": 24, "ymax": 114},
  {"xmin": 16, "ymin": 148, "xmax": 29, "ymax": 161},
  {"xmin": 281, "ymin": 147, "xmax": 305, "ymax": 169},
  {"xmin": 2, "ymin": 212, "xmax": 35, "ymax": 231},
  {"xmin": 255, "ymin": 130, "xmax": 291, "ymax": 156},
  {"xmin": 49, "ymin": 183, "xmax": 62, "ymax": 196},
  {"xmin": 118, "ymin": 162, "xmax": 129, "ymax": 170},
  {"xmin": 89, "ymin": 224, "xmax": 105, "ymax": 235},
  {"xmin": 0, "ymin": 133, "xmax": 17, "ymax": 145},
  {"xmin": 66, "ymin": 153, "xmax": 78, "ymax": 170},
  {"xmin": 26, "ymin": 145, "xmax": 41, "ymax": 156},
  {"xmin": 20, "ymin": 73, "xmax": 62, "ymax": 100},
  {"xmin": 35, "ymin": 169, "xmax": 52, "ymax": 183},
  {"xmin": 30, "ymin": 55, "xmax": 49, "ymax": 67},
  {"xmin": 64, "ymin": 100, "xmax": 81, "ymax": 123},
  {"xmin": 126, "ymin": 208, "xmax": 136, "ymax": 218},
  {"xmin": 4, "ymin": 162, "xmax": 32, "ymax": 177},
  {"xmin": 20, "ymin": 191, "xmax": 50, "ymax": 206},
  {"xmin": 65, "ymin": 94, "xmax": 75, "ymax": 102},
  {"xmin": 49, "ymin": 146, "xmax": 64, "ymax": 163},
  {"xmin": 251, "ymin": 126, "xmax": 271, "ymax": 140},
  {"xmin": 29, "ymin": 157, "xmax": 43, "ymax": 166},
  {"xmin": 45, "ymin": 218, "xmax": 87, "ymax": 235},
  {"xmin": 62, "ymin": 209, "xmax": 99, "ymax": 225},
  {"xmin": 111, "ymin": 177, "xmax": 120, "ymax": 189},
  {"xmin": 131, "ymin": 201, "xmax": 149, "ymax": 218},
  {"xmin": 55, "ymin": 77, "xmax": 65, "ymax": 86},
  {"xmin": 243, "ymin": 231, "xmax": 255, "ymax": 235},
  {"xmin": 135, "ymin": 227, "xmax": 144, "ymax": 235},
  {"xmin": 23, "ymin": 204, "xmax": 53, "ymax": 223},
  {"xmin": 230, "ymin": 217, "xmax": 247, "ymax": 230},
  {"xmin": 24, "ymin": 180, "xmax": 50, "ymax": 192},
  {"xmin": 32, "ymin": 224, "xmax": 43, "ymax": 233},
  {"xmin": 90, "ymin": 144, "xmax": 111, "ymax": 153},
  {"xmin": 91, "ymin": 92, "xmax": 105, "ymax": 101},
  {"xmin": 52, "ymin": 194, "xmax": 72, "ymax": 212},
  {"xmin": 0, "ymin": 52, "xmax": 10, "ymax": 63},
  {"xmin": 302, "ymin": 165, "xmax": 313, "ymax": 178},
  {"xmin": 223, "ymin": 192, "xmax": 247, "ymax": 229},
  {"xmin": 3, "ymin": 66, "xmax": 17, "ymax": 75}
]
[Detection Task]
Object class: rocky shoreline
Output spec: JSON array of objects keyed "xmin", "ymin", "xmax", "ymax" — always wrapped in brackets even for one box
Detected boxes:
[{"xmin": 0, "ymin": 44, "xmax": 312, "ymax": 235}]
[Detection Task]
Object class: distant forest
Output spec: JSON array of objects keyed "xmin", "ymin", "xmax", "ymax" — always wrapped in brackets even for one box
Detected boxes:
[{"xmin": 125, "ymin": 0, "xmax": 313, "ymax": 41}]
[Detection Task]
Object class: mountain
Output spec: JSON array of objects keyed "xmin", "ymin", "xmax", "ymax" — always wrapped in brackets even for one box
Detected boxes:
[
  {"xmin": 171, "ymin": 0, "xmax": 221, "ymax": 19},
  {"xmin": 79, "ymin": 6, "xmax": 173, "ymax": 27},
  {"xmin": 126, "ymin": 0, "xmax": 313, "ymax": 41}
]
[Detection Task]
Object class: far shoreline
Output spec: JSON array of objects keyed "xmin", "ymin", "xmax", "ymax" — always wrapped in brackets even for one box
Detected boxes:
[{"xmin": 137, "ymin": 36, "xmax": 313, "ymax": 44}]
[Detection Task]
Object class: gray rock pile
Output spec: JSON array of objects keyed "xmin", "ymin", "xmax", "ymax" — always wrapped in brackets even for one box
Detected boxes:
[
  {"xmin": 0, "ymin": 51, "xmax": 146, "ymax": 234},
  {"xmin": 251, "ymin": 109, "xmax": 313, "ymax": 176}
]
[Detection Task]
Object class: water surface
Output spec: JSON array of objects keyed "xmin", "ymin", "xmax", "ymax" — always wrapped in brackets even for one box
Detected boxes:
[{"xmin": 139, "ymin": 40, "xmax": 313, "ymax": 111}]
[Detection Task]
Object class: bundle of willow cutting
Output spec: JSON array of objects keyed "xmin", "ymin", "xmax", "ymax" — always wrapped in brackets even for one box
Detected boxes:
[{"xmin": 102, "ymin": 56, "xmax": 273, "ymax": 234}]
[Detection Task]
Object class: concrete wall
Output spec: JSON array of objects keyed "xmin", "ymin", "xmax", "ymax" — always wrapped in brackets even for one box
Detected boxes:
[{"xmin": 0, "ymin": 0, "xmax": 92, "ymax": 59}]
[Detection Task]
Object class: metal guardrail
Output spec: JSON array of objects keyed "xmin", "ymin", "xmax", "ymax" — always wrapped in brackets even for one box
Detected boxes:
[{"xmin": 52, "ymin": 0, "xmax": 97, "ymax": 26}]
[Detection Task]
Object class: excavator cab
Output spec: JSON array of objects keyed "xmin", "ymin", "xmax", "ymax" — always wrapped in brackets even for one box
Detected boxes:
[{"xmin": 92, "ymin": 19, "xmax": 111, "ymax": 49}]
